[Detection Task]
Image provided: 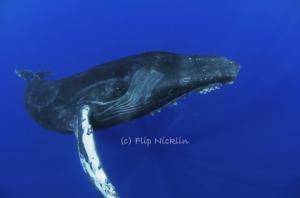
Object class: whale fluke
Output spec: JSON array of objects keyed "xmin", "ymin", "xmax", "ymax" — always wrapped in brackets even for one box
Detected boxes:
[{"xmin": 15, "ymin": 69, "xmax": 51, "ymax": 81}]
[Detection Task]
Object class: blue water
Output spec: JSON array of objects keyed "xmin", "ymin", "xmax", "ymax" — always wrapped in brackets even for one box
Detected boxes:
[{"xmin": 1, "ymin": 0, "xmax": 300, "ymax": 197}]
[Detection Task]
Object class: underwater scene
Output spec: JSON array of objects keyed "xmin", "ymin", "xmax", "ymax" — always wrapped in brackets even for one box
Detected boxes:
[{"xmin": 1, "ymin": 0, "xmax": 300, "ymax": 198}]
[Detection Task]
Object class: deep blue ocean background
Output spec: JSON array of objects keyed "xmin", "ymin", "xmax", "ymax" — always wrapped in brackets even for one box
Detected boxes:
[{"xmin": 1, "ymin": 0, "xmax": 300, "ymax": 198}]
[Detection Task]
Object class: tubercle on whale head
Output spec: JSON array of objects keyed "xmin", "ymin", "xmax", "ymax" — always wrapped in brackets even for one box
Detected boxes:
[{"xmin": 178, "ymin": 55, "xmax": 240, "ymax": 92}]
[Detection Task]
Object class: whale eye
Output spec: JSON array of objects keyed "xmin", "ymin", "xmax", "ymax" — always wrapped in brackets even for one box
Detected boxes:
[
  {"xmin": 103, "ymin": 79, "xmax": 128, "ymax": 99},
  {"xmin": 71, "ymin": 78, "xmax": 129, "ymax": 105},
  {"xmin": 180, "ymin": 76, "xmax": 192, "ymax": 85}
]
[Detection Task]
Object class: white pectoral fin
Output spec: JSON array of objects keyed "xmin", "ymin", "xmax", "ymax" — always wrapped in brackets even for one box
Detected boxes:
[{"xmin": 74, "ymin": 105, "xmax": 119, "ymax": 198}]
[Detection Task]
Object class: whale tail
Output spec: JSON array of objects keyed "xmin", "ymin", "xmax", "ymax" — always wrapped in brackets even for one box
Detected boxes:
[{"xmin": 15, "ymin": 69, "xmax": 51, "ymax": 81}]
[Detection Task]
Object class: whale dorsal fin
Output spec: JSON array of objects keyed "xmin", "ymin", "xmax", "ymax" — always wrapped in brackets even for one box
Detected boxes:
[{"xmin": 15, "ymin": 69, "xmax": 51, "ymax": 81}]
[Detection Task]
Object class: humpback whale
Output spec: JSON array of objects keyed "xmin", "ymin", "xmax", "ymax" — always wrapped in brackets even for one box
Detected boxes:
[{"xmin": 16, "ymin": 51, "xmax": 240, "ymax": 198}]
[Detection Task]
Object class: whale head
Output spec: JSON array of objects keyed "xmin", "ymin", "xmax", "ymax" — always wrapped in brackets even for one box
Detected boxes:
[{"xmin": 176, "ymin": 55, "xmax": 240, "ymax": 94}]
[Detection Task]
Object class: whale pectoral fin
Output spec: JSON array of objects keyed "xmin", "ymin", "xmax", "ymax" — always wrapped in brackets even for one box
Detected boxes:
[{"xmin": 74, "ymin": 105, "xmax": 119, "ymax": 198}]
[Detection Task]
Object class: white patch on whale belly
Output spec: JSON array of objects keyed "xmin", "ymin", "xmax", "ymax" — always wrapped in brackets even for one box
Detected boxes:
[{"xmin": 75, "ymin": 105, "xmax": 118, "ymax": 198}]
